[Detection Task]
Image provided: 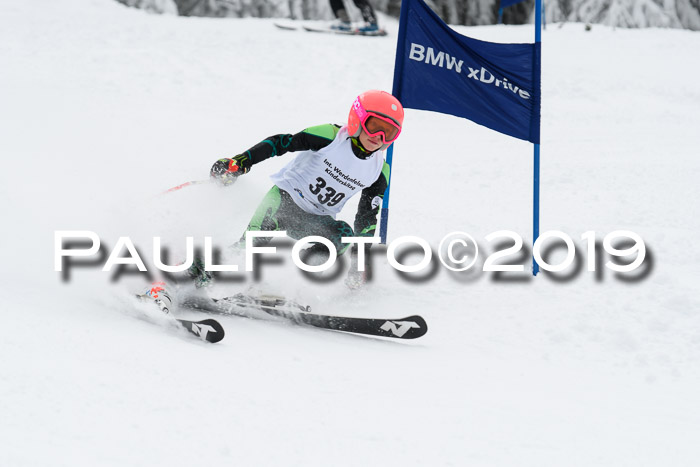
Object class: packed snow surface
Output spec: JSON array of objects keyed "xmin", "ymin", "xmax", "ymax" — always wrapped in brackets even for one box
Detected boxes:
[{"xmin": 2, "ymin": 1, "xmax": 700, "ymax": 466}]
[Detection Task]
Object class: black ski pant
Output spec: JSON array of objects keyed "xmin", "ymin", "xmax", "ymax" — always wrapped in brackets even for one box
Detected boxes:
[
  {"xmin": 243, "ymin": 185, "xmax": 354, "ymax": 257},
  {"xmin": 330, "ymin": 0, "xmax": 377, "ymax": 24}
]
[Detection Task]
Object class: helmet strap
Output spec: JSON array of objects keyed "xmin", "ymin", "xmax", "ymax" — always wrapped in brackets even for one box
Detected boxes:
[{"xmin": 350, "ymin": 137, "xmax": 375, "ymax": 159}]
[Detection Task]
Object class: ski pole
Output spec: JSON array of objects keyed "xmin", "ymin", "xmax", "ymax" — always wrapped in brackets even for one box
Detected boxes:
[{"xmin": 162, "ymin": 179, "xmax": 210, "ymax": 194}]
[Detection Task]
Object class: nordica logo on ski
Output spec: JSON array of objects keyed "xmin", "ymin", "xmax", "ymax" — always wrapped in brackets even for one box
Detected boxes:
[
  {"xmin": 190, "ymin": 323, "xmax": 218, "ymax": 339},
  {"xmin": 380, "ymin": 320, "xmax": 421, "ymax": 337}
]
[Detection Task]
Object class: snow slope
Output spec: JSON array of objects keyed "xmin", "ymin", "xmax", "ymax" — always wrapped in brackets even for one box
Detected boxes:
[{"xmin": 2, "ymin": 1, "xmax": 700, "ymax": 466}]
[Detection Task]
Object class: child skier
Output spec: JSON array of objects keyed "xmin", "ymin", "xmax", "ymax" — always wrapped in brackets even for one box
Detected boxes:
[
  {"xmin": 140, "ymin": 90, "xmax": 404, "ymax": 312},
  {"xmin": 206, "ymin": 89, "xmax": 404, "ymax": 288}
]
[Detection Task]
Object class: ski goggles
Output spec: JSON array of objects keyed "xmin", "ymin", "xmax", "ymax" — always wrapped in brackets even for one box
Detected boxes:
[{"xmin": 353, "ymin": 97, "xmax": 402, "ymax": 144}]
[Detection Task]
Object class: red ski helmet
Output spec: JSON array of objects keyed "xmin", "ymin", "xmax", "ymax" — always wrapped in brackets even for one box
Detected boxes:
[{"xmin": 348, "ymin": 90, "xmax": 404, "ymax": 150}]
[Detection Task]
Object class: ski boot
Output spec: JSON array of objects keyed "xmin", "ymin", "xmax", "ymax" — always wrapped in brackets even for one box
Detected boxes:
[
  {"xmin": 331, "ymin": 7, "xmax": 352, "ymax": 32},
  {"xmin": 330, "ymin": 20, "xmax": 352, "ymax": 32},
  {"xmin": 186, "ymin": 256, "xmax": 214, "ymax": 289},
  {"xmin": 138, "ymin": 281, "xmax": 174, "ymax": 314}
]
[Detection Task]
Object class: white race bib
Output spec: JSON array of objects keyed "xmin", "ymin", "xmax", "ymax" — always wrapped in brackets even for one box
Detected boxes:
[{"xmin": 271, "ymin": 126, "xmax": 384, "ymax": 216}]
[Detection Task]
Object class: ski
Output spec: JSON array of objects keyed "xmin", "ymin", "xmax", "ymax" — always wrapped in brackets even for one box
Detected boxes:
[
  {"xmin": 274, "ymin": 22, "xmax": 387, "ymax": 37},
  {"xmin": 302, "ymin": 25, "xmax": 355, "ymax": 35},
  {"xmin": 302, "ymin": 25, "xmax": 387, "ymax": 37},
  {"xmin": 180, "ymin": 293, "xmax": 427, "ymax": 340}
]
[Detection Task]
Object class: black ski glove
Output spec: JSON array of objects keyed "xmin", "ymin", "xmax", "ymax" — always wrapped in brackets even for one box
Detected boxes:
[{"xmin": 210, "ymin": 155, "xmax": 252, "ymax": 186}]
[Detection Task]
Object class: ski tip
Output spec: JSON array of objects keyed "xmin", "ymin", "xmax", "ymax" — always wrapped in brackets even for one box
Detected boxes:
[
  {"xmin": 199, "ymin": 319, "xmax": 226, "ymax": 343},
  {"xmin": 380, "ymin": 315, "xmax": 428, "ymax": 339},
  {"xmin": 179, "ymin": 318, "xmax": 226, "ymax": 343},
  {"xmin": 274, "ymin": 22, "xmax": 298, "ymax": 31}
]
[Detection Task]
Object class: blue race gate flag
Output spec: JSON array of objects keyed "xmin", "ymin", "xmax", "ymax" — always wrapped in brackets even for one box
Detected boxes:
[
  {"xmin": 392, "ymin": 0, "xmax": 541, "ymax": 143},
  {"xmin": 382, "ymin": 0, "xmax": 543, "ymax": 276}
]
